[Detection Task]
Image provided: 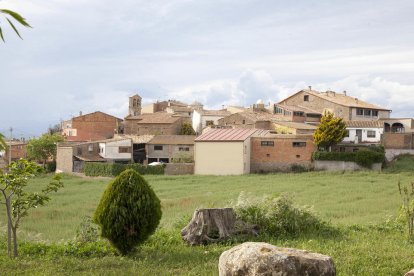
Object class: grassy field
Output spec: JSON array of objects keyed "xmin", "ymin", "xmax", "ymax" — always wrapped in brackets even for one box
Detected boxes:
[{"xmin": 1, "ymin": 165, "xmax": 414, "ymax": 275}]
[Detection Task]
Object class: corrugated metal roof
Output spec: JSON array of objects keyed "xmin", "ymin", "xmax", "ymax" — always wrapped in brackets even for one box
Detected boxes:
[{"xmin": 195, "ymin": 128, "xmax": 259, "ymax": 142}]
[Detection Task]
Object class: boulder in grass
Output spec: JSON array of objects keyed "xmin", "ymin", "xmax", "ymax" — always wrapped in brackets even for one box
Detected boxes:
[
  {"xmin": 219, "ymin": 242, "xmax": 336, "ymax": 276},
  {"xmin": 405, "ymin": 268, "xmax": 414, "ymax": 276}
]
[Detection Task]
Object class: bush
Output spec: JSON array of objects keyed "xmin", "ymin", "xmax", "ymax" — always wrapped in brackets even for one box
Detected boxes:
[
  {"xmin": 75, "ymin": 216, "xmax": 99, "ymax": 243},
  {"xmin": 83, "ymin": 162, "xmax": 164, "ymax": 177},
  {"xmin": 290, "ymin": 164, "xmax": 308, "ymax": 173},
  {"xmin": 234, "ymin": 192, "xmax": 332, "ymax": 237},
  {"xmin": 94, "ymin": 169, "xmax": 162, "ymax": 255},
  {"xmin": 312, "ymin": 150, "xmax": 384, "ymax": 168}
]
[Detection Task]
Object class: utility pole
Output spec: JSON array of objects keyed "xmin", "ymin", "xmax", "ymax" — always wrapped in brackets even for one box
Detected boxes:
[{"xmin": 8, "ymin": 127, "xmax": 13, "ymax": 165}]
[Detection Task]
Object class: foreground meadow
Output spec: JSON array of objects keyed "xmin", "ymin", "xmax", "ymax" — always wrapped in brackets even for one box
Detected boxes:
[{"xmin": 1, "ymin": 168, "xmax": 414, "ymax": 275}]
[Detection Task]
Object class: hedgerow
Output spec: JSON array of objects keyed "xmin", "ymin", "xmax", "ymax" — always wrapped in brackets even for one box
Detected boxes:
[{"xmin": 83, "ymin": 162, "xmax": 164, "ymax": 177}]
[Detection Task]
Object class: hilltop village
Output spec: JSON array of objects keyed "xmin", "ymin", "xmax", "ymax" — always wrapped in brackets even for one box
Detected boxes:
[{"xmin": 3, "ymin": 88, "xmax": 412, "ymax": 175}]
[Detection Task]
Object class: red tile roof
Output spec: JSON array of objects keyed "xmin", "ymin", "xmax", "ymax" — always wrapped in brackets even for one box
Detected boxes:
[{"xmin": 195, "ymin": 128, "xmax": 261, "ymax": 142}]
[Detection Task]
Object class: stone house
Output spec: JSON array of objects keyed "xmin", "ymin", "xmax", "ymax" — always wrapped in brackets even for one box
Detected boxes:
[
  {"xmin": 124, "ymin": 112, "xmax": 186, "ymax": 135},
  {"xmin": 192, "ymin": 109, "xmax": 231, "ymax": 134},
  {"xmin": 277, "ymin": 88, "xmax": 391, "ymax": 121},
  {"xmin": 250, "ymin": 134, "xmax": 315, "ymax": 173},
  {"xmin": 273, "ymin": 104, "xmax": 321, "ymax": 123},
  {"xmin": 141, "ymin": 99, "xmax": 188, "ymax": 114},
  {"xmin": 56, "ymin": 138, "xmax": 133, "ymax": 173},
  {"xmin": 62, "ymin": 111, "xmax": 123, "ymax": 142},
  {"xmin": 146, "ymin": 135, "xmax": 195, "ymax": 164},
  {"xmin": 218, "ymin": 111, "xmax": 277, "ymax": 129}
]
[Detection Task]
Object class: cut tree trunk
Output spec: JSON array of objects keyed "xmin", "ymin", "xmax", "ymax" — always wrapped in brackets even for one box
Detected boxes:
[{"xmin": 181, "ymin": 208, "xmax": 258, "ymax": 245}]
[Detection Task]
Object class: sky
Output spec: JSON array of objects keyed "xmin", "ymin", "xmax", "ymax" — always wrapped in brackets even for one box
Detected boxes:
[{"xmin": 1, "ymin": 0, "xmax": 414, "ymax": 138}]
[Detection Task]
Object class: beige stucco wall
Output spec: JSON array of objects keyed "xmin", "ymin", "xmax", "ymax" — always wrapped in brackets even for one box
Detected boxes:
[
  {"xmin": 56, "ymin": 146, "xmax": 74, "ymax": 173},
  {"xmin": 195, "ymin": 141, "xmax": 248, "ymax": 175}
]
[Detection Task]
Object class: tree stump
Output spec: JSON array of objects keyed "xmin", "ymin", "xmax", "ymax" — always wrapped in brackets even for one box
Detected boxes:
[{"xmin": 181, "ymin": 208, "xmax": 258, "ymax": 245}]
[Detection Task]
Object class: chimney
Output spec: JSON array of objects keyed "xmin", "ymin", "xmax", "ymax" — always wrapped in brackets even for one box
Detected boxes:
[
  {"xmin": 355, "ymin": 98, "xmax": 358, "ymax": 103},
  {"xmin": 79, "ymin": 111, "xmax": 82, "ymax": 116},
  {"xmin": 343, "ymin": 90, "xmax": 347, "ymax": 96},
  {"xmin": 308, "ymin": 86, "xmax": 312, "ymax": 91}
]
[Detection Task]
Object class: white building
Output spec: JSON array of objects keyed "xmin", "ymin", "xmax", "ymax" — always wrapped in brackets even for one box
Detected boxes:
[
  {"xmin": 192, "ymin": 109, "xmax": 231, "ymax": 134},
  {"xmin": 342, "ymin": 121, "xmax": 383, "ymax": 144},
  {"xmin": 98, "ymin": 138, "xmax": 133, "ymax": 162}
]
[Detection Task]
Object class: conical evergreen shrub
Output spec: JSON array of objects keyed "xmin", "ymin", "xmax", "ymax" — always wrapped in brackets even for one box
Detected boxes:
[{"xmin": 94, "ymin": 169, "xmax": 162, "ymax": 254}]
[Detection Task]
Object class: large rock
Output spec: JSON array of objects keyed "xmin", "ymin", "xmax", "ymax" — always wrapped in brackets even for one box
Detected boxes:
[
  {"xmin": 219, "ymin": 242, "xmax": 336, "ymax": 276},
  {"xmin": 405, "ymin": 268, "xmax": 414, "ymax": 276}
]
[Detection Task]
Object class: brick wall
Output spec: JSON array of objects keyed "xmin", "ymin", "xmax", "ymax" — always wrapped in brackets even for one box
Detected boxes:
[
  {"xmin": 69, "ymin": 112, "xmax": 120, "ymax": 141},
  {"xmin": 383, "ymin": 133, "xmax": 414, "ymax": 149},
  {"xmin": 250, "ymin": 136, "xmax": 315, "ymax": 173},
  {"xmin": 4, "ymin": 143, "xmax": 27, "ymax": 162}
]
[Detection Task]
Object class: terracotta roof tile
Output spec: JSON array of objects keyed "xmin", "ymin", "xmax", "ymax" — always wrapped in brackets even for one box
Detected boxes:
[
  {"xmin": 148, "ymin": 135, "xmax": 195, "ymax": 145},
  {"xmin": 345, "ymin": 121, "xmax": 383, "ymax": 128},
  {"xmin": 125, "ymin": 112, "xmax": 182, "ymax": 124}
]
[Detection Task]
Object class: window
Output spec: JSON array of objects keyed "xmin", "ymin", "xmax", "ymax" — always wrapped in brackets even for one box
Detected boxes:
[
  {"xmin": 275, "ymin": 106, "xmax": 283, "ymax": 114},
  {"xmin": 304, "ymin": 95, "xmax": 309, "ymax": 101},
  {"xmin": 179, "ymin": 147, "xmax": 190, "ymax": 151},
  {"xmin": 154, "ymin": 145, "xmax": 163, "ymax": 151},
  {"xmin": 293, "ymin": 111, "xmax": 304, "ymax": 116},
  {"xmin": 372, "ymin": 110, "xmax": 378, "ymax": 116},
  {"xmin": 242, "ymin": 120, "xmax": 245, "ymax": 124},
  {"xmin": 261, "ymin": 141, "xmax": 274, "ymax": 147},
  {"xmin": 206, "ymin": 120, "xmax": 214, "ymax": 126},
  {"xmin": 344, "ymin": 130, "xmax": 350, "ymax": 137},
  {"xmin": 88, "ymin": 145, "xmax": 93, "ymax": 152},
  {"xmin": 356, "ymin": 109, "xmax": 363, "ymax": 116},
  {"xmin": 364, "ymin": 109, "xmax": 371, "ymax": 116},
  {"xmin": 77, "ymin": 148, "xmax": 82, "ymax": 155},
  {"xmin": 119, "ymin": 146, "xmax": 130, "ymax": 153},
  {"xmin": 340, "ymin": 147, "xmax": 345, "ymax": 152},
  {"xmin": 293, "ymin": 142, "xmax": 306, "ymax": 147},
  {"xmin": 367, "ymin": 131, "xmax": 376, "ymax": 138}
]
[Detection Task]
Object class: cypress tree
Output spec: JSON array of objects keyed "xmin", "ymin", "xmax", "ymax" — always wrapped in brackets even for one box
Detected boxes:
[{"xmin": 94, "ymin": 169, "xmax": 162, "ymax": 254}]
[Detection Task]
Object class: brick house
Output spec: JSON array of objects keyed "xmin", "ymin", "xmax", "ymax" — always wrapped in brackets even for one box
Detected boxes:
[
  {"xmin": 0, "ymin": 141, "xmax": 28, "ymax": 168},
  {"xmin": 277, "ymin": 88, "xmax": 391, "ymax": 121},
  {"xmin": 250, "ymin": 134, "xmax": 315, "ymax": 173},
  {"xmin": 146, "ymin": 135, "xmax": 195, "ymax": 164},
  {"xmin": 124, "ymin": 112, "xmax": 186, "ymax": 135},
  {"xmin": 62, "ymin": 111, "xmax": 123, "ymax": 142}
]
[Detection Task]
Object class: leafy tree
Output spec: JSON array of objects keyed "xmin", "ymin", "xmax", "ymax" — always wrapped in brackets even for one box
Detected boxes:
[
  {"xmin": 94, "ymin": 169, "xmax": 162, "ymax": 255},
  {"xmin": 0, "ymin": 9, "xmax": 31, "ymax": 42},
  {"xmin": 313, "ymin": 111, "xmax": 347, "ymax": 151},
  {"xmin": 0, "ymin": 132, "xmax": 6, "ymax": 152},
  {"xmin": 0, "ymin": 159, "xmax": 63, "ymax": 257},
  {"xmin": 180, "ymin": 122, "xmax": 196, "ymax": 135},
  {"xmin": 27, "ymin": 133, "xmax": 64, "ymax": 167}
]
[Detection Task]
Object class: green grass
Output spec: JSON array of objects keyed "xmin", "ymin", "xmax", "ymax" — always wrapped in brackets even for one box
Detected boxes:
[
  {"xmin": 1, "ymin": 166, "xmax": 414, "ymax": 275},
  {"xmin": 384, "ymin": 154, "xmax": 414, "ymax": 173}
]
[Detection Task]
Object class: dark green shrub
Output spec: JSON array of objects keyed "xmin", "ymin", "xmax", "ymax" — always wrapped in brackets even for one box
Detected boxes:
[
  {"xmin": 234, "ymin": 192, "xmax": 332, "ymax": 237},
  {"xmin": 290, "ymin": 164, "xmax": 308, "ymax": 173},
  {"xmin": 83, "ymin": 162, "xmax": 164, "ymax": 177},
  {"xmin": 46, "ymin": 161, "xmax": 56, "ymax": 172},
  {"xmin": 93, "ymin": 169, "xmax": 162, "ymax": 254},
  {"xmin": 312, "ymin": 150, "xmax": 384, "ymax": 168}
]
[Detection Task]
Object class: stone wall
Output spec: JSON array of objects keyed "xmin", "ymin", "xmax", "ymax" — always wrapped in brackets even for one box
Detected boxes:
[
  {"xmin": 165, "ymin": 163, "xmax": 194, "ymax": 175},
  {"xmin": 314, "ymin": 160, "xmax": 382, "ymax": 171},
  {"xmin": 385, "ymin": 149, "xmax": 414, "ymax": 161},
  {"xmin": 56, "ymin": 146, "xmax": 74, "ymax": 173}
]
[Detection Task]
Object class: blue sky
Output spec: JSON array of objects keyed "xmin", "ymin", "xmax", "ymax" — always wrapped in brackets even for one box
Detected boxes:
[{"xmin": 1, "ymin": 0, "xmax": 414, "ymax": 138}]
